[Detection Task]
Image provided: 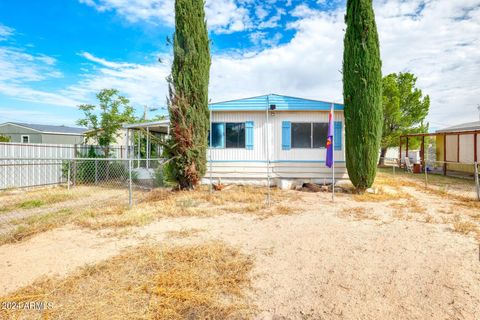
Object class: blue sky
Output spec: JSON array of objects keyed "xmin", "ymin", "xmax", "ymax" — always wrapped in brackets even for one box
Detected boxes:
[{"xmin": 0, "ymin": 0, "xmax": 479, "ymax": 131}]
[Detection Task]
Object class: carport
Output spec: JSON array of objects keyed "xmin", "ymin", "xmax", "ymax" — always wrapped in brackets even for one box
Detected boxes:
[{"xmin": 123, "ymin": 119, "xmax": 170, "ymax": 168}]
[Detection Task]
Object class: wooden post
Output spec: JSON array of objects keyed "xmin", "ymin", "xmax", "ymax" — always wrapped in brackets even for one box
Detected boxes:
[
  {"xmin": 399, "ymin": 136, "xmax": 402, "ymax": 167},
  {"xmin": 457, "ymin": 133, "xmax": 460, "ymax": 163},
  {"xmin": 474, "ymin": 162, "xmax": 479, "ymax": 201},
  {"xmin": 406, "ymin": 137, "xmax": 409, "ymax": 164},
  {"xmin": 421, "ymin": 136, "xmax": 425, "ymax": 169},
  {"xmin": 443, "ymin": 133, "xmax": 447, "ymax": 176},
  {"xmin": 474, "ymin": 133, "xmax": 477, "ymax": 163}
]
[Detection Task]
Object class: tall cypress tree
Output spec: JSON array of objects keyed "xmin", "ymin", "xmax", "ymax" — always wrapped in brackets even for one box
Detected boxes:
[
  {"xmin": 343, "ymin": 0, "xmax": 383, "ymax": 191},
  {"xmin": 163, "ymin": 0, "xmax": 211, "ymax": 189}
]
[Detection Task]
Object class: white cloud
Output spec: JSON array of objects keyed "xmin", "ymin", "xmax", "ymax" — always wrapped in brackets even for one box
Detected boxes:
[
  {"xmin": 0, "ymin": 47, "xmax": 62, "ymax": 83},
  {"xmin": 64, "ymin": 52, "xmax": 171, "ymax": 109},
  {"xmin": 209, "ymin": 0, "xmax": 480, "ymax": 126},
  {"xmin": 2, "ymin": 0, "xmax": 480, "ymax": 128},
  {"xmin": 0, "ymin": 24, "xmax": 14, "ymax": 41},
  {"xmin": 79, "ymin": 0, "xmax": 253, "ymax": 34},
  {"xmin": 80, "ymin": 52, "xmax": 136, "ymax": 69},
  {"xmin": 0, "ymin": 45, "xmax": 79, "ymax": 107},
  {"xmin": 249, "ymin": 31, "xmax": 283, "ymax": 47},
  {"xmin": 0, "ymin": 107, "xmax": 77, "ymax": 125}
]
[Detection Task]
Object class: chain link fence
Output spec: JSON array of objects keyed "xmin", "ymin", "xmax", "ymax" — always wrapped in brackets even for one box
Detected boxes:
[
  {"xmin": 0, "ymin": 158, "xmax": 165, "ymax": 240},
  {"xmin": 379, "ymin": 157, "xmax": 480, "ymax": 201}
]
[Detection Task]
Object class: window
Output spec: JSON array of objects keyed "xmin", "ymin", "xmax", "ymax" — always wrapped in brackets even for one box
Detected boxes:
[
  {"xmin": 291, "ymin": 123, "xmax": 311, "ymax": 148},
  {"xmin": 291, "ymin": 122, "xmax": 329, "ymax": 148},
  {"xmin": 226, "ymin": 123, "xmax": 245, "ymax": 148},
  {"xmin": 208, "ymin": 122, "xmax": 246, "ymax": 149},
  {"xmin": 21, "ymin": 135, "xmax": 29, "ymax": 143},
  {"xmin": 209, "ymin": 123, "xmax": 224, "ymax": 148},
  {"xmin": 313, "ymin": 123, "xmax": 329, "ymax": 148}
]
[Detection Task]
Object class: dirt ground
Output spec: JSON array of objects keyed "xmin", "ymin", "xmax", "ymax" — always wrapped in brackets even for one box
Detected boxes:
[{"xmin": 1, "ymin": 171, "xmax": 480, "ymax": 319}]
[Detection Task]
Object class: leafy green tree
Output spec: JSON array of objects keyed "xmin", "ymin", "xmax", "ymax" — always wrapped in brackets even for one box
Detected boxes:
[
  {"xmin": 380, "ymin": 72, "xmax": 430, "ymax": 164},
  {"xmin": 77, "ymin": 89, "xmax": 135, "ymax": 157},
  {"xmin": 163, "ymin": 0, "xmax": 211, "ymax": 190},
  {"xmin": 343, "ymin": 0, "xmax": 383, "ymax": 191},
  {"xmin": 0, "ymin": 135, "xmax": 10, "ymax": 142}
]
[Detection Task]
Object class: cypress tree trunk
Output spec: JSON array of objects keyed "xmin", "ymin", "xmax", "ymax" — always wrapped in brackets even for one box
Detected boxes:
[
  {"xmin": 343, "ymin": 0, "xmax": 383, "ymax": 191},
  {"xmin": 163, "ymin": 0, "xmax": 211, "ymax": 190}
]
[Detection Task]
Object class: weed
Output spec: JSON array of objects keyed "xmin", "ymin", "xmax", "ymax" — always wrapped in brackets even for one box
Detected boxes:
[
  {"xmin": 339, "ymin": 207, "xmax": 379, "ymax": 221},
  {"xmin": 452, "ymin": 215, "xmax": 478, "ymax": 235},
  {"xmin": 0, "ymin": 242, "xmax": 255, "ymax": 319},
  {"xmin": 19, "ymin": 199, "xmax": 44, "ymax": 209},
  {"xmin": 165, "ymin": 228, "xmax": 204, "ymax": 239},
  {"xmin": 0, "ymin": 209, "xmax": 73, "ymax": 244}
]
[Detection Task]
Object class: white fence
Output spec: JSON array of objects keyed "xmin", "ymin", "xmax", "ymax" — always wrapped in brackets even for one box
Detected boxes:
[
  {"xmin": 0, "ymin": 143, "xmax": 127, "ymax": 190},
  {"xmin": 0, "ymin": 142, "xmax": 126, "ymax": 159},
  {"xmin": 0, "ymin": 159, "xmax": 65, "ymax": 189}
]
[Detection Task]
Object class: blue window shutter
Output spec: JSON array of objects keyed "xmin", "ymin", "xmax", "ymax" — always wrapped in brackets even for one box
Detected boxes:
[
  {"xmin": 334, "ymin": 121, "xmax": 342, "ymax": 150},
  {"xmin": 245, "ymin": 121, "xmax": 254, "ymax": 150},
  {"xmin": 282, "ymin": 121, "xmax": 291, "ymax": 150},
  {"xmin": 210, "ymin": 123, "xmax": 225, "ymax": 148},
  {"xmin": 219, "ymin": 123, "xmax": 225, "ymax": 148}
]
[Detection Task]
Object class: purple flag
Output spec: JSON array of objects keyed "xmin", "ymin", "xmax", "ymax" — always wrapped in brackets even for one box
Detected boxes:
[{"xmin": 325, "ymin": 104, "xmax": 334, "ymax": 168}]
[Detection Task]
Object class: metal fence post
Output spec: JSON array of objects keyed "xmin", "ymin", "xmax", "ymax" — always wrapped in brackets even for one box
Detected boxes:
[
  {"xmin": 424, "ymin": 152, "xmax": 428, "ymax": 189},
  {"xmin": 424, "ymin": 159, "xmax": 428, "ymax": 189},
  {"xmin": 67, "ymin": 160, "xmax": 71, "ymax": 190},
  {"xmin": 95, "ymin": 159, "xmax": 98, "ymax": 185},
  {"xmin": 73, "ymin": 159, "xmax": 77, "ymax": 187},
  {"xmin": 128, "ymin": 159, "xmax": 133, "ymax": 207},
  {"xmin": 474, "ymin": 161, "xmax": 479, "ymax": 201}
]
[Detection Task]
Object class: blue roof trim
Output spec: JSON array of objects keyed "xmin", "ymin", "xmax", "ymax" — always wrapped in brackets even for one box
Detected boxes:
[{"xmin": 209, "ymin": 94, "xmax": 343, "ymax": 111}]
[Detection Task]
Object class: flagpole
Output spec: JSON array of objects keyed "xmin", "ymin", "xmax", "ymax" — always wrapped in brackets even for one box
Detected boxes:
[{"xmin": 332, "ymin": 104, "xmax": 335, "ymax": 202}]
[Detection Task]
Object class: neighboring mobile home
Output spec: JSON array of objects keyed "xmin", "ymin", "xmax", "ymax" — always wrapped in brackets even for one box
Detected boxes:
[
  {"xmin": 435, "ymin": 121, "xmax": 480, "ymax": 174},
  {"xmin": 0, "ymin": 122, "xmax": 86, "ymax": 144},
  {"xmin": 205, "ymin": 94, "xmax": 347, "ymax": 186}
]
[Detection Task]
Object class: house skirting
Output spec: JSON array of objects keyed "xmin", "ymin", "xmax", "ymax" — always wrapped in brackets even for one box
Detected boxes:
[{"xmin": 202, "ymin": 161, "xmax": 348, "ymax": 187}]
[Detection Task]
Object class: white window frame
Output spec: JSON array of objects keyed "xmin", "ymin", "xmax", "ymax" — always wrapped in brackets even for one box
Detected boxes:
[
  {"xmin": 209, "ymin": 122, "xmax": 247, "ymax": 149},
  {"xmin": 21, "ymin": 135, "xmax": 30, "ymax": 143}
]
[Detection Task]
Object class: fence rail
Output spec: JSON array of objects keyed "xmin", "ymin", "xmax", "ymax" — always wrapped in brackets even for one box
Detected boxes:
[
  {"xmin": 0, "ymin": 142, "xmax": 126, "ymax": 159},
  {"xmin": 379, "ymin": 157, "xmax": 480, "ymax": 201},
  {"xmin": 0, "ymin": 158, "xmax": 165, "ymax": 196}
]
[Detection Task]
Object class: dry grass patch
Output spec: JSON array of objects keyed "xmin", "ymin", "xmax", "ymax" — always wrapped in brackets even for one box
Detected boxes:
[
  {"xmin": 452, "ymin": 215, "xmax": 478, "ymax": 236},
  {"xmin": 454, "ymin": 198, "xmax": 480, "ymax": 210},
  {"xmin": 423, "ymin": 214, "xmax": 434, "ymax": 223},
  {"xmin": 0, "ymin": 189, "xmax": 79, "ymax": 213},
  {"xmin": 0, "ymin": 209, "xmax": 73, "ymax": 245},
  {"xmin": 1, "ymin": 185, "xmax": 298, "ymax": 245},
  {"xmin": 406, "ymin": 199, "xmax": 427, "ymax": 214},
  {"xmin": 166, "ymin": 228, "xmax": 204, "ymax": 239},
  {"xmin": 339, "ymin": 207, "xmax": 379, "ymax": 221},
  {"xmin": 0, "ymin": 242, "xmax": 255, "ymax": 320},
  {"xmin": 352, "ymin": 187, "xmax": 409, "ymax": 202},
  {"xmin": 142, "ymin": 188, "xmax": 173, "ymax": 202}
]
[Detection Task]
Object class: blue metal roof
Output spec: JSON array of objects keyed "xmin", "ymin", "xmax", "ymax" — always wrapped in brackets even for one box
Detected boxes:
[{"xmin": 208, "ymin": 94, "xmax": 343, "ymax": 111}]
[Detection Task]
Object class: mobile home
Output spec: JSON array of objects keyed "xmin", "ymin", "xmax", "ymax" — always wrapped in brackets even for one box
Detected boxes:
[
  {"xmin": 205, "ymin": 94, "xmax": 347, "ymax": 186},
  {"xmin": 0, "ymin": 122, "xmax": 86, "ymax": 144}
]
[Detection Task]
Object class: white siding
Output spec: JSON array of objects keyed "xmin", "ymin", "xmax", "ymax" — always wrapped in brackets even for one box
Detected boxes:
[
  {"xmin": 273, "ymin": 111, "xmax": 345, "ymax": 162},
  {"xmin": 209, "ymin": 112, "xmax": 266, "ymax": 161},
  {"xmin": 207, "ymin": 110, "xmax": 347, "ymax": 182}
]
